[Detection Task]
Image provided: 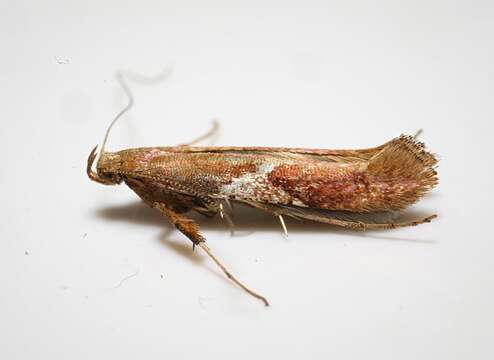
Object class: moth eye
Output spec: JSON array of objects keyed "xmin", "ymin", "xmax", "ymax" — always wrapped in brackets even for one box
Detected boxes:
[
  {"xmin": 102, "ymin": 172, "xmax": 122, "ymax": 184},
  {"xmin": 111, "ymin": 174, "xmax": 123, "ymax": 182}
]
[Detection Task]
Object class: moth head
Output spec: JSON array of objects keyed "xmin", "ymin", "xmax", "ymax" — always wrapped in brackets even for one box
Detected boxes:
[{"xmin": 87, "ymin": 146, "xmax": 123, "ymax": 185}]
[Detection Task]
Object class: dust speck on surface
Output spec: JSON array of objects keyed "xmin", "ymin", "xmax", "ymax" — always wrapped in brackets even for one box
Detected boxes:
[
  {"xmin": 54, "ymin": 56, "xmax": 70, "ymax": 65},
  {"xmin": 82, "ymin": 233, "xmax": 87, "ymax": 239},
  {"xmin": 110, "ymin": 270, "xmax": 139, "ymax": 290},
  {"xmin": 160, "ymin": 274, "xmax": 164, "ymax": 279},
  {"xmin": 60, "ymin": 285, "xmax": 69, "ymax": 291},
  {"xmin": 24, "ymin": 251, "xmax": 29, "ymax": 256},
  {"xmin": 198, "ymin": 296, "xmax": 213, "ymax": 309}
]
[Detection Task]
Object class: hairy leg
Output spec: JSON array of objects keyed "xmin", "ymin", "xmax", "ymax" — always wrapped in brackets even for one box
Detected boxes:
[
  {"xmin": 303, "ymin": 214, "xmax": 438, "ymax": 230},
  {"xmin": 243, "ymin": 200, "xmax": 437, "ymax": 231},
  {"xmin": 152, "ymin": 202, "xmax": 269, "ymax": 306}
]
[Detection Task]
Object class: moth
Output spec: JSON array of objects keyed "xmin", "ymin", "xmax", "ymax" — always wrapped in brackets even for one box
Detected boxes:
[{"xmin": 87, "ymin": 74, "xmax": 438, "ymax": 306}]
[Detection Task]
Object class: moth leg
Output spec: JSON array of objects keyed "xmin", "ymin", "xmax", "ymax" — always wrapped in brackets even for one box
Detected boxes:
[
  {"xmin": 243, "ymin": 200, "xmax": 436, "ymax": 231},
  {"xmin": 153, "ymin": 202, "xmax": 269, "ymax": 306},
  {"xmin": 193, "ymin": 207, "xmax": 217, "ymax": 218},
  {"xmin": 295, "ymin": 213, "xmax": 438, "ymax": 231},
  {"xmin": 153, "ymin": 202, "xmax": 205, "ymax": 247},
  {"xmin": 180, "ymin": 119, "xmax": 219, "ymax": 146},
  {"xmin": 219, "ymin": 202, "xmax": 235, "ymax": 236},
  {"xmin": 278, "ymin": 215, "xmax": 289, "ymax": 238},
  {"xmin": 224, "ymin": 198, "xmax": 234, "ymax": 212},
  {"xmin": 357, "ymin": 214, "xmax": 438, "ymax": 230},
  {"xmin": 197, "ymin": 243, "xmax": 269, "ymax": 306}
]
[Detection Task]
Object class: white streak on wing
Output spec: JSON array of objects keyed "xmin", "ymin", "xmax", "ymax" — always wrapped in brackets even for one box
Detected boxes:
[
  {"xmin": 221, "ymin": 162, "xmax": 276, "ymax": 197},
  {"xmin": 220, "ymin": 160, "xmax": 308, "ymax": 207},
  {"xmin": 292, "ymin": 199, "xmax": 307, "ymax": 207}
]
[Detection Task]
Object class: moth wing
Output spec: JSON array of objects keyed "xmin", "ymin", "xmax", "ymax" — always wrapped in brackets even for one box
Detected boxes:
[
  {"xmin": 236, "ymin": 134, "xmax": 438, "ymax": 225},
  {"xmin": 169, "ymin": 143, "xmax": 390, "ymax": 162}
]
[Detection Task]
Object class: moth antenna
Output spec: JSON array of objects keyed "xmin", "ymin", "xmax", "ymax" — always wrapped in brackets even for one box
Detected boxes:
[
  {"xmin": 100, "ymin": 72, "xmax": 135, "ymax": 155},
  {"xmin": 98, "ymin": 67, "xmax": 174, "ymax": 156},
  {"xmin": 180, "ymin": 119, "xmax": 220, "ymax": 146},
  {"xmin": 197, "ymin": 242, "xmax": 269, "ymax": 306}
]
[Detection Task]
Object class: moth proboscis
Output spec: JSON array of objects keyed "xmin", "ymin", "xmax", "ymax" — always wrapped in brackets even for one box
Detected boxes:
[{"xmin": 87, "ymin": 73, "xmax": 438, "ymax": 306}]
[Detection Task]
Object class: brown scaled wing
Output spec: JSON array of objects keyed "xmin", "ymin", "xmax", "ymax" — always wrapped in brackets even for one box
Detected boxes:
[{"xmin": 111, "ymin": 135, "xmax": 437, "ymax": 228}]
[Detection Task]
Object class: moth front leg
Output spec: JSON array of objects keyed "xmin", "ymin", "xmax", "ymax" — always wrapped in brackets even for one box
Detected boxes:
[
  {"xmin": 153, "ymin": 202, "xmax": 205, "ymax": 248},
  {"xmin": 152, "ymin": 202, "xmax": 269, "ymax": 306}
]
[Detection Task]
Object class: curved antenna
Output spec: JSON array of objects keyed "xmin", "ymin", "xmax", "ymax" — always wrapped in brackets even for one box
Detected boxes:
[
  {"xmin": 100, "ymin": 72, "xmax": 134, "ymax": 155},
  {"xmin": 98, "ymin": 67, "xmax": 172, "ymax": 156}
]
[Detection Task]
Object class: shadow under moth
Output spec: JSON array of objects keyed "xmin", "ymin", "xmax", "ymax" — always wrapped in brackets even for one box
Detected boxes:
[{"xmin": 87, "ymin": 74, "xmax": 438, "ymax": 306}]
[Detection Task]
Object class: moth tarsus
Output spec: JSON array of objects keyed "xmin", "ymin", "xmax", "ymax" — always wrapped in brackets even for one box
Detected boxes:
[
  {"xmin": 197, "ymin": 242, "xmax": 270, "ymax": 307},
  {"xmin": 88, "ymin": 73, "xmax": 438, "ymax": 306}
]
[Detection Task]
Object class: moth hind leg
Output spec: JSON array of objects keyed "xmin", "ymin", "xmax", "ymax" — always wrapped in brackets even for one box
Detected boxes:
[
  {"xmin": 244, "ymin": 201, "xmax": 437, "ymax": 231},
  {"xmin": 308, "ymin": 214, "xmax": 438, "ymax": 230},
  {"xmin": 152, "ymin": 202, "xmax": 268, "ymax": 306},
  {"xmin": 287, "ymin": 208, "xmax": 438, "ymax": 231}
]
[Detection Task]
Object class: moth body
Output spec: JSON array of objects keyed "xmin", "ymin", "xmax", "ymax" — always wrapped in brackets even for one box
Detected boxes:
[{"xmin": 91, "ymin": 135, "xmax": 437, "ymax": 227}]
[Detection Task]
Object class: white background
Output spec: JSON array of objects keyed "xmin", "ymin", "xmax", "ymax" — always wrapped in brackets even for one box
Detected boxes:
[{"xmin": 1, "ymin": 1, "xmax": 493, "ymax": 359}]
